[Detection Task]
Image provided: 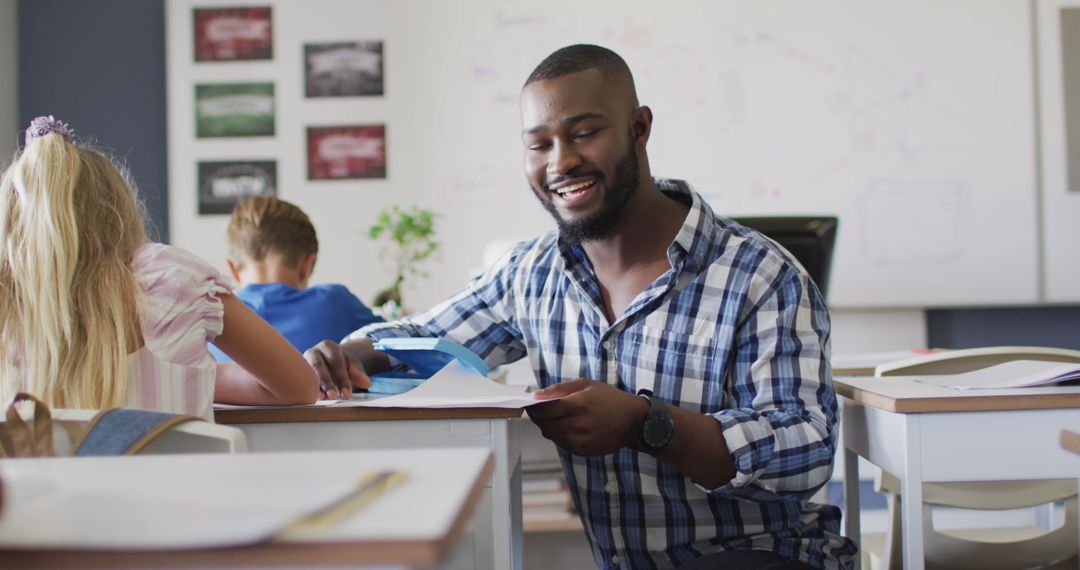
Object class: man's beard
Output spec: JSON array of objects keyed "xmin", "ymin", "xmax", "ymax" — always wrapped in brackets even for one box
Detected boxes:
[{"xmin": 536, "ymin": 140, "xmax": 640, "ymax": 245}]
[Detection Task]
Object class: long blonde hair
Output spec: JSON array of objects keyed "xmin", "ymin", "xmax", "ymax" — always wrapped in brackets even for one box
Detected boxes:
[{"xmin": 0, "ymin": 133, "xmax": 147, "ymax": 409}]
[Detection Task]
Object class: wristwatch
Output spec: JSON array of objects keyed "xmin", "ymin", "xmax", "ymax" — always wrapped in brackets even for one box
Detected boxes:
[{"xmin": 636, "ymin": 391, "xmax": 674, "ymax": 453}]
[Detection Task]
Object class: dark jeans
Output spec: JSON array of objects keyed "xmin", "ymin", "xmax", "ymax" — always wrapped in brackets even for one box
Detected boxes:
[{"xmin": 677, "ymin": 550, "xmax": 817, "ymax": 570}]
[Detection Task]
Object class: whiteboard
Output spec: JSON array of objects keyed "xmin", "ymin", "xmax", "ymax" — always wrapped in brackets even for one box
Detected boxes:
[{"xmin": 167, "ymin": 0, "xmax": 1039, "ymax": 309}]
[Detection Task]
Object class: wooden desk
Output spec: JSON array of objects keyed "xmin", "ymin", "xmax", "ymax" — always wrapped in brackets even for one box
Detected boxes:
[
  {"xmin": 836, "ymin": 376, "xmax": 1080, "ymax": 570},
  {"xmin": 0, "ymin": 447, "xmax": 492, "ymax": 569},
  {"xmin": 215, "ymin": 405, "xmax": 525, "ymax": 570}
]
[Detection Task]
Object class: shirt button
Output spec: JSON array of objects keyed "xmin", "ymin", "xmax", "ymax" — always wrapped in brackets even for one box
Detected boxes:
[
  {"xmin": 611, "ymin": 555, "xmax": 621, "ymax": 566},
  {"xmin": 602, "ymin": 340, "xmax": 613, "ymax": 350},
  {"xmin": 605, "ymin": 480, "xmax": 618, "ymax": 493}
]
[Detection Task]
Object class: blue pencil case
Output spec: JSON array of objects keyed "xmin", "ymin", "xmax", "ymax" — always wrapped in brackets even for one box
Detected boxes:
[{"xmin": 368, "ymin": 337, "xmax": 490, "ymax": 395}]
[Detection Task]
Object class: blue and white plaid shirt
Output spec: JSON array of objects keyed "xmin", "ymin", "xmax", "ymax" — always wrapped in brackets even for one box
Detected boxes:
[{"xmin": 353, "ymin": 180, "xmax": 857, "ymax": 569}]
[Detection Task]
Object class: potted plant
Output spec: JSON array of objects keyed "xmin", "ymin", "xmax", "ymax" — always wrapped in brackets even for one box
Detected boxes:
[{"xmin": 369, "ymin": 205, "xmax": 440, "ymax": 313}]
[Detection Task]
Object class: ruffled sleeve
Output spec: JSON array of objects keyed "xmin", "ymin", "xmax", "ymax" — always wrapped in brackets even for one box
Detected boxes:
[{"xmin": 132, "ymin": 243, "xmax": 234, "ymax": 365}]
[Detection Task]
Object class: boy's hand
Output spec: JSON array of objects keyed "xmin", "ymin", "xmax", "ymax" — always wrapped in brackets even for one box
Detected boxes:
[{"xmin": 304, "ymin": 340, "xmax": 372, "ymax": 399}]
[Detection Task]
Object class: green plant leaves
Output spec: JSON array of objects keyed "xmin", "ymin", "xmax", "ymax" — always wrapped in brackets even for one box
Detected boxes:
[{"xmin": 369, "ymin": 205, "xmax": 440, "ymax": 307}]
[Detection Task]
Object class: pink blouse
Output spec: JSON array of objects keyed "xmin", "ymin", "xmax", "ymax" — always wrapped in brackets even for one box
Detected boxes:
[{"xmin": 127, "ymin": 243, "xmax": 232, "ymax": 420}]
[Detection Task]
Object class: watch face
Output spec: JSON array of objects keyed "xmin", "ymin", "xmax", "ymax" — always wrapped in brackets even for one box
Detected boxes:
[{"xmin": 642, "ymin": 403, "xmax": 674, "ymax": 450}]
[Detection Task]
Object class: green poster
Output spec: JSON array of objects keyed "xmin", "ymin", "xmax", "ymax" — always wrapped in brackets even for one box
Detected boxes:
[{"xmin": 195, "ymin": 83, "xmax": 275, "ymax": 138}]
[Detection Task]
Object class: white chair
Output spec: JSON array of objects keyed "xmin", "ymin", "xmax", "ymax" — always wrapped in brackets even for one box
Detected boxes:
[
  {"xmin": 50, "ymin": 409, "xmax": 247, "ymax": 455},
  {"xmin": 870, "ymin": 346, "xmax": 1080, "ymax": 570},
  {"xmin": 875, "ymin": 345, "xmax": 1080, "ymax": 377}
]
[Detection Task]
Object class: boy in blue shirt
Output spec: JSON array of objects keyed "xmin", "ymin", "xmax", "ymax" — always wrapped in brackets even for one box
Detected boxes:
[{"xmin": 211, "ymin": 196, "xmax": 382, "ymax": 362}]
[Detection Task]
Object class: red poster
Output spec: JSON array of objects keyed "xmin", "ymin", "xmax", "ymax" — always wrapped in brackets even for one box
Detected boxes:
[
  {"xmin": 193, "ymin": 7, "xmax": 273, "ymax": 62},
  {"xmin": 307, "ymin": 125, "xmax": 387, "ymax": 180}
]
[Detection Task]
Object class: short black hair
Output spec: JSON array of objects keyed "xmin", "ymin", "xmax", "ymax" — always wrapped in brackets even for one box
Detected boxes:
[{"xmin": 524, "ymin": 44, "xmax": 636, "ymax": 93}]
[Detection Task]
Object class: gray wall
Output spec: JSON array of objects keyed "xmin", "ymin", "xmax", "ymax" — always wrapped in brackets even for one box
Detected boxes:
[
  {"xmin": 927, "ymin": 306, "xmax": 1080, "ymax": 350},
  {"xmin": 17, "ymin": 0, "xmax": 168, "ymax": 241},
  {"xmin": 0, "ymin": 0, "xmax": 17, "ymax": 161},
  {"xmin": 15, "ymin": 0, "xmax": 1080, "ymax": 348}
]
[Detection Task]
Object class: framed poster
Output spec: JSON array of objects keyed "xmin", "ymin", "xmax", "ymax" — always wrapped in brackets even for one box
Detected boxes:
[
  {"xmin": 195, "ymin": 83, "xmax": 275, "ymax": 137},
  {"xmin": 193, "ymin": 6, "xmax": 273, "ymax": 62},
  {"xmin": 197, "ymin": 160, "xmax": 277, "ymax": 215},
  {"xmin": 304, "ymin": 41, "xmax": 384, "ymax": 97},
  {"xmin": 307, "ymin": 125, "xmax": 386, "ymax": 180}
]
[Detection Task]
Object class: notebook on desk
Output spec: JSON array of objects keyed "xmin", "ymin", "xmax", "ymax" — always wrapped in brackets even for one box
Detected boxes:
[
  {"xmin": 914, "ymin": 360, "xmax": 1080, "ymax": 390},
  {"xmin": 357, "ymin": 360, "xmax": 542, "ymax": 409},
  {"xmin": 369, "ymin": 337, "xmax": 490, "ymax": 395}
]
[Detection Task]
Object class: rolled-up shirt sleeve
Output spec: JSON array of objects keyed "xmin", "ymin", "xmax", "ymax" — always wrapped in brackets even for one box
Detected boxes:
[{"xmin": 702, "ymin": 264, "xmax": 838, "ymax": 502}]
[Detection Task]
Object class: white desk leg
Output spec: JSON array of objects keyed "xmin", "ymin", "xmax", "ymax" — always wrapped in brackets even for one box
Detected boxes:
[
  {"xmin": 843, "ymin": 446, "xmax": 862, "ymax": 570},
  {"xmin": 900, "ymin": 415, "xmax": 925, "ymax": 570},
  {"xmin": 491, "ymin": 418, "xmax": 524, "ymax": 570},
  {"xmin": 508, "ymin": 420, "xmax": 524, "ymax": 570}
]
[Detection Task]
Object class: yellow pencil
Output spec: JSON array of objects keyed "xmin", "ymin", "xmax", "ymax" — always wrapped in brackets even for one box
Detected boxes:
[{"xmin": 284, "ymin": 469, "xmax": 408, "ymax": 532}]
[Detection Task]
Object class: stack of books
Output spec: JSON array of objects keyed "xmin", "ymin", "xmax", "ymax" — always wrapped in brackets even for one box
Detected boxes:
[{"xmin": 521, "ymin": 459, "xmax": 579, "ymax": 532}]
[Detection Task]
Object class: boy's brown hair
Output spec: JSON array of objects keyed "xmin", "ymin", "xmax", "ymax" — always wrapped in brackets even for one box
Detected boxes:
[{"xmin": 227, "ymin": 196, "xmax": 318, "ymax": 268}]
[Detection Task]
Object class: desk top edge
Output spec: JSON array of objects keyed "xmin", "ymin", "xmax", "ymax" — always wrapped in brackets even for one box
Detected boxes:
[
  {"xmin": 834, "ymin": 376, "xmax": 1080, "ymax": 413},
  {"xmin": 215, "ymin": 405, "xmax": 524, "ymax": 423}
]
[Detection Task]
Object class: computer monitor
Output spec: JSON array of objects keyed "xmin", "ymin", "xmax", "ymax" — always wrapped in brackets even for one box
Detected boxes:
[{"xmin": 732, "ymin": 216, "xmax": 839, "ymax": 300}]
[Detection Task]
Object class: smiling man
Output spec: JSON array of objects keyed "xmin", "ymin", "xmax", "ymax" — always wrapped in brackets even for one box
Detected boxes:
[
  {"xmin": 521, "ymin": 62, "xmax": 645, "ymax": 245},
  {"xmin": 305, "ymin": 44, "xmax": 856, "ymax": 570}
]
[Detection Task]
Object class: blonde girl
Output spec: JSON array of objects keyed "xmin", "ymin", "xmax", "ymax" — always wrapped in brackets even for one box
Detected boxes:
[{"xmin": 0, "ymin": 116, "xmax": 323, "ymax": 419}]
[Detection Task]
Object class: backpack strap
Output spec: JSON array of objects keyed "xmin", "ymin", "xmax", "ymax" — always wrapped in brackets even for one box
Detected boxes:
[
  {"xmin": 73, "ymin": 408, "xmax": 202, "ymax": 456},
  {"xmin": 0, "ymin": 393, "xmax": 55, "ymax": 458}
]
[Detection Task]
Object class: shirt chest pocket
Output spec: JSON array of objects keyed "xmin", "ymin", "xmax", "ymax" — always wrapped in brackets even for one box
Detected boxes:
[{"xmin": 623, "ymin": 326, "xmax": 727, "ymax": 406}]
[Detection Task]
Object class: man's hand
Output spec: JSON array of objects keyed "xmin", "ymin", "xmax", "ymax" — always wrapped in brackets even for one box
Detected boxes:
[
  {"xmin": 303, "ymin": 340, "xmax": 373, "ymax": 400},
  {"xmin": 526, "ymin": 379, "xmax": 649, "ymax": 455}
]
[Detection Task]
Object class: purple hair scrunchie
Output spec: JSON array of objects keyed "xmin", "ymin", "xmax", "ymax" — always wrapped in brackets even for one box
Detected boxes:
[{"xmin": 24, "ymin": 115, "xmax": 76, "ymax": 146}]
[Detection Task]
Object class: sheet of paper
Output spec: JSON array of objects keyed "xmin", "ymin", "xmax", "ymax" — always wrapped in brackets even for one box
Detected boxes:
[
  {"xmin": 914, "ymin": 359, "xmax": 1080, "ymax": 390},
  {"xmin": 354, "ymin": 360, "xmax": 545, "ymax": 408},
  {"xmin": 497, "ymin": 358, "xmax": 539, "ymax": 387}
]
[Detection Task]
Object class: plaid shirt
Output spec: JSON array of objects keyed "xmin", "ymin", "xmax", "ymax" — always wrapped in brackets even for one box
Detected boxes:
[{"xmin": 353, "ymin": 180, "xmax": 857, "ymax": 569}]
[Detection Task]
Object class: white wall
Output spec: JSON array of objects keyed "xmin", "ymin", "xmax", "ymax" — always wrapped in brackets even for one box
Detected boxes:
[
  {"xmin": 0, "ymin": 0, "xmax": 17, "ymax": 163},
  {"xmin": 166, "ymin": 0, "xmax": 1044, "ymax": 313},
  {"xmin": 831, "ymin": 308, "xmax": 927, "ymax": 354}
]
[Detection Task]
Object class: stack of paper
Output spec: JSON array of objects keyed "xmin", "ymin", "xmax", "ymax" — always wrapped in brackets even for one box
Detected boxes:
[{"xmin": 521, "ymin": 463, "xmax": 575, "ymax": 524}]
